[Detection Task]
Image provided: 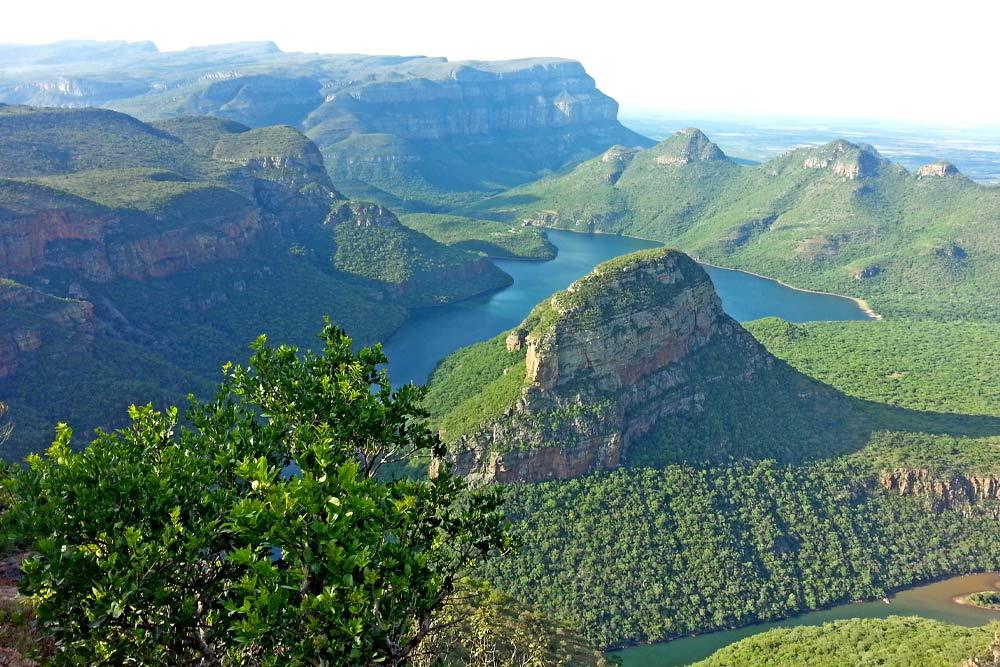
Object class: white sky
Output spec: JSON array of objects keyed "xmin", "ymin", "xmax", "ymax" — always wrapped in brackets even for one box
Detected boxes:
[{"xmin": 2, "ymin": 0, "xmax": 998, "ymax": 126}]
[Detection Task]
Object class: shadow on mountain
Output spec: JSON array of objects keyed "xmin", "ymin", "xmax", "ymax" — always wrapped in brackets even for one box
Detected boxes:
[{"xmin": 627, "ymin": 357, "xmax": 1000, "ymax": 468}]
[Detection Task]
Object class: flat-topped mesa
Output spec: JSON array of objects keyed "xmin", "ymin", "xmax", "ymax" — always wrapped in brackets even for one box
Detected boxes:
[
  {"xmin": 311, "ymin": 58, "xmax": 627, "ymax": 142},
  {"xmin": 434, "ymin": 248, "xmax": 772, "ymax": 484},
  {"xmin": 652, "ymin": 128, "xmax": 728, "ymax": 166}
]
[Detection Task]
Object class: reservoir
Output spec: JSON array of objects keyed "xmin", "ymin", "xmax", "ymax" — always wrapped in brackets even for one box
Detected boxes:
[{"xmin": 384, "ymin": 229, "xmax": 872, "ymax": 385}]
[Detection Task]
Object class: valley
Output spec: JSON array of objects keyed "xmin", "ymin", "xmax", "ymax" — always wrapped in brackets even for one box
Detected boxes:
[{"xmin": 0, "ymin": 33, "xmax": 999, "ymax": 667}]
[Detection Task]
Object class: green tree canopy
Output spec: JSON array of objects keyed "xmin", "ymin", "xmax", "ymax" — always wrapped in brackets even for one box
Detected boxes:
[{"xmin": 7, "ymin": 322, "xmax": 513, "ymax": 666}]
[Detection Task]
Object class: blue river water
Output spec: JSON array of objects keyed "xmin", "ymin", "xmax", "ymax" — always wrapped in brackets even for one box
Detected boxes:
[{"xmin": 383, "ymin": 229, "xmax": 871, "ymax": 385}]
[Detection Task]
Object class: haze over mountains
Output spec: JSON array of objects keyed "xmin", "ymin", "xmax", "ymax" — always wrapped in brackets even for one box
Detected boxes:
[{"xmin": 0, "ymin": 40, "xmax": 650, "ymax": 209}]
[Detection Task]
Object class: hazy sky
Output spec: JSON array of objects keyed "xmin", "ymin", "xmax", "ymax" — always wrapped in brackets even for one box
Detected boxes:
[{"xmin": 3, "ymin": 0, "xmax": 998, "ymax": 125}]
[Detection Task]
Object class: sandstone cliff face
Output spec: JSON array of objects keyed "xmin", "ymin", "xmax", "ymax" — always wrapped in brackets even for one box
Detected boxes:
[
  {"xmin": 879, "ymin": 468, "xmax": 1000, "ymax": 517},
  {"xmin": 309, "ymin": 61, "xmax": 625, "ymax": 143},
  {"xmin": 800, "ymin": 140, "xmax": 889, "ymax": 180},
  {"xmin": 917, "ymin": 161, "xmax": 961, "ymax": 179},
  {"xmin": 440, "ymin": 249, "xmax": 772, "ymax": 484},
  {"xmin": 0, "ymin": 206, "xmax": 264, "ymax": 282}
]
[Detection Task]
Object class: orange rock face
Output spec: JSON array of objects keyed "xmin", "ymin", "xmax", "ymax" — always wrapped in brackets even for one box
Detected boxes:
[
  {"xmin": 0, "ymin": 208, "xmax": 262, "ymax": 281},
  {"xmin": 442, "ymin": 249, "xmax": 772, "ymax": 484}
]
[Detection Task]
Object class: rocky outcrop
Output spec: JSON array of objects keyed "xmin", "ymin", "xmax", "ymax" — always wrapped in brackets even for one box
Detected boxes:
[
  {"xmin": 326, "ymin": 201, "xmax": 399, "ymax": 228},
  {"xmin": 879, "ymin": 468, "xmax": 1000, "ymax": 517},
  {"xmin": 933, "ymin": 243, "xmax": 968, "ymax": 259},
  {"xmin": 653, "ymin": 128, "xmax": 727, "ymax": 166},
  {"xmin": 801, "ymin": 140, "xmax": 887, "ymax": 180},
  {"xmin": 853, "ymin": 264, "xmax": 883, "ymax": 280},
  {"xmin": 437, "ymin": 248, "xmax": 772, "ymax": 484},
  {"xmin": 964, "ymin": 630, "xmax": 1000, "ymax": 667},
  {"xmin": 917, "ymin": 161, "xmax": 960, "ymax": 178}
]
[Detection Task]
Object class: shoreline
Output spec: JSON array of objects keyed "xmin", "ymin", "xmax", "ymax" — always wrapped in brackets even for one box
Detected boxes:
[
  {"xmin": 952, "ymin": 578, "xmax": 1000, "ymax": 609},
  {"xmin": 531, "ymin": 224, "xmax": 883, "ymax": 320},
  {"xmin": 608, "ymin": 570, "xmax": 1000, "ymax": 656},
  {"xmin": 695, "ymin": 259, "xmax": 883, "ymax": 320}
]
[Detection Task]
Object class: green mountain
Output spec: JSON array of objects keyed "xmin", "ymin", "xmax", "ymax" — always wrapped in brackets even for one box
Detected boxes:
[
  {"xmin": 0, "ymin": 105, "xmax": 510, "ymax": 458},
  {"xmin": 425, "ymin": 247, "xmax": 1000, "ymax": 648},
  {"xmin": 473, "ymin": 128, "xmax": 1000, "ymax": 320},
  {"xmin": 0, "ymin": 42, "xmax": 652, "ymax": 210}
]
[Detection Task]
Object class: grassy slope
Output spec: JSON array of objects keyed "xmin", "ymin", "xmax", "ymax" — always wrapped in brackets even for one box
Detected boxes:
[
  {"xmin": 424, "ymin": 333, "xmax": 528, "ymax": 440},
  {"xmin": 473, "ymin": 131, "xmax": 1000, "ymax": 320},
  {"xmin": 746, "ymin": 318, "xmax": 1000, "ymax": 418},
  {"xmin": 693, "ymin": 618, "xmax": 1000, "ymax": 667}
]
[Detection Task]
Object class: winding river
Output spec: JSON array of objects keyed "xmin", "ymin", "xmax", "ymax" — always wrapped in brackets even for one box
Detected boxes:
[
  {"xmin": 383, "ymin": 229, "xmax": 871, "ymax": 385},
  {"xmin": 612, "ymin": 573, "xmax": 1000, "ymax": 666}
]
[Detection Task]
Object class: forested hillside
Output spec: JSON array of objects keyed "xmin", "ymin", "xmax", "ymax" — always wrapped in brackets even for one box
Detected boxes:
[{"xmin": 0, "ymin": 105, "xmax": 509, "ymax": 456}]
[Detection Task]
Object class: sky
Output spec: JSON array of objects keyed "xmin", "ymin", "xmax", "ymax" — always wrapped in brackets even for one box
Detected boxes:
[{"xmin": 2, "ymin": 0, "xmax": 999, "ymax": 125}]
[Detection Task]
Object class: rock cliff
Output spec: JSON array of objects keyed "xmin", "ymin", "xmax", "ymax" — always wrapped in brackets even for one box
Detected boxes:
[
  {"xmin": 435, "ymin": 248, "xmax": 772, "ymax": 484},
  {"xmin": 0, "ymin": 186, "xmax": 264, "ymax": 281},
  {"xmin": 305, "ymin": 60, "xmax": 629, "ymax": 143},
  {"xmin": 0, "ymin": 281, "xmax": 95, "ymax": 379},
  {"xmin": 879, "ymin": 468, "xmax": 1000, "ymax": 517},
  {"xmin": 917, "ymin": 161, "xmax": 961, "ymax": 178}
]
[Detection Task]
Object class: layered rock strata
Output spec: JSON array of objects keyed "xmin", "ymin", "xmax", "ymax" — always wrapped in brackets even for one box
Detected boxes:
[{"xmin": 437, "ymin": 248, "xmax": 772, "ymax": 484}]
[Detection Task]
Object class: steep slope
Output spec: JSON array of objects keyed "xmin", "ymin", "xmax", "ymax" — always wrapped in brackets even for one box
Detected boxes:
[
  {"xmin": 426, "ymin": 247, "xmax": 774, "ymax": 483},
  {"xmin": 0, "ymin": 42, "xmax": 652, "ymax": 209},
  {"xmin": 475, "ymin": 129, "xmax": 1000, "ymax": 320},
  {"xmin": 0, "ymin": 106, "xmax": 510, "ymax": 458}
]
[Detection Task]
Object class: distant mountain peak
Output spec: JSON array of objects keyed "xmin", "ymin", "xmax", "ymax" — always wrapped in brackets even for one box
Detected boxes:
[{"xmin": 652, "ymin": 128, "xmax": 728, "ymax": 166}]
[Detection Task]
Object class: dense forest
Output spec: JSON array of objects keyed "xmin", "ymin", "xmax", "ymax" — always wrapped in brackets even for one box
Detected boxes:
[{"xmin": 483, "ymin": 461, "xmax": 1000, "ymax": 647}]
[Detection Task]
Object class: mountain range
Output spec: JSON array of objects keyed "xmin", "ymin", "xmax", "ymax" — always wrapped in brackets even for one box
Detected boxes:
[
  {"xmin": 0, "ymin": 41, "xmax": 650, "ymax": 210},
  {"xmin": 473, "ymin": 128, "xmax": 1000, "ymax": 320}
]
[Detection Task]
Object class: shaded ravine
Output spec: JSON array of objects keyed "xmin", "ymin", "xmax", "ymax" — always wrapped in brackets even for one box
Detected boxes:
[{"xmin": 383, "ymin": 229, "xmax": 871, "ymax": 385}]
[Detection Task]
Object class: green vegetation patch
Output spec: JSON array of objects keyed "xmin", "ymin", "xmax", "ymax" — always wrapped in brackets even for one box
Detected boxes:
[
  {"xmin": 966, "ymin": 591, "xmax": 1000, "ymax": 610},
  {"xmin": 424, "ymin": 334, "xmax": 527, "ymax": 441},
  {"xmin": 692, "ymin": 617, "xmax": 1000, "ymax": 667},
  {"xmin": 484, "ymin": 462, "xmax": 1000, "ymax": 648},
  {"xmin": 399, "ymin": 213, "xmax": 556, "ymax": 260},
  {"xmin": 747, "ymin": 318, "xmax": 1000, "ymax": 417},
  {"xmin": 854, "ymin": 432, "xmax": 1000, "ymax": 478},
  {"xmin": 27, "ymin": 168, "xmax": 242, "ymax": 218},
  {"xmin": 332, "ymin": 222, "xmax": 512, "ymax": 306}
]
